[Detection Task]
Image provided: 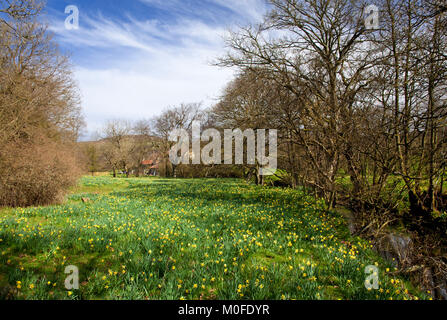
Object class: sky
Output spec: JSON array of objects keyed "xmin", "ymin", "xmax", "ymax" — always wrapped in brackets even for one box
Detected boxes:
[{"xmin": 43, "ymin": 0, "xmax": 268, "ymax": 140}]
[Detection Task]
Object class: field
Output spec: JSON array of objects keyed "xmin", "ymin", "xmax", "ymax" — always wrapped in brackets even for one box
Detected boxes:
[{"xmin": 0, "ymin": 176, "xmax": 427, "ymax": 300}]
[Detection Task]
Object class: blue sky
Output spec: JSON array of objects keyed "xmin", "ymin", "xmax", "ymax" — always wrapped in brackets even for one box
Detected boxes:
[{"xmin": 43, "ymin": 0, "xmax": 268, "ymax": 140}]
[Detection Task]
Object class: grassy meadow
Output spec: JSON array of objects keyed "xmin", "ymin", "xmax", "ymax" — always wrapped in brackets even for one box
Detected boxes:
[{"xmin": 0, "ymin": 176, "xmax": 428, "ymax": 300}]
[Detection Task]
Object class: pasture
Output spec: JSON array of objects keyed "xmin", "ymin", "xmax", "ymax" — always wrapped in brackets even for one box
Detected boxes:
[{"xmin": 0, "ymin": 177, "xmax": 426, "ymax": 300}]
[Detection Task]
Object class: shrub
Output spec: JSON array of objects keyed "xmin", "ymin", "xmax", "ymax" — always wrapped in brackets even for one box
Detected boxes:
[{"xmin": 0, "ymin": 136, "xmax": 81, "ymax": 207}]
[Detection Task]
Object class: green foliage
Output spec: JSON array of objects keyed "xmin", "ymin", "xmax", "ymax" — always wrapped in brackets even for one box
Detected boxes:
[{"xmin": 263, "ymin": 169, "xmax": 290, "ymax": 185}]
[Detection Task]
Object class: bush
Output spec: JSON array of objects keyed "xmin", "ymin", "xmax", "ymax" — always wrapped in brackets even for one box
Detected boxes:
[{"xmin": 0, "ymin": 137, "xmax": 81, "ymax": 207}]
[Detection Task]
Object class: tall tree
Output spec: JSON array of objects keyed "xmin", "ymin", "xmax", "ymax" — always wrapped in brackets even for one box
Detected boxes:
[
  {"xmin": 0, "ymin": 0, "xmax": 84, "ymax": 207},
  {"xmin": 152, "ymin": 103, "xmax": 202, "ymax": 177},
  {"xmin": 100, "ymin": 120, "xmax": 133, "ymax": 178},
  {"xmin": 219, "ymin": 0, "xmax": 377, "ymax": 208}
]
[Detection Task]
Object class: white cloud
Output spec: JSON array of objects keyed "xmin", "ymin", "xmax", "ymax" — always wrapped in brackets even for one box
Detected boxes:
[
  {"xmin": 211, "ymin": 0, "xmax": 268, "ymax": 21},
  {"xmin": 48, "ymin": 1, "xmax": 267, "ymax": 140},
  {"xmin": 76, "ymin": 51, "xmax": 235, "ymax": 137},
  {"xmin": 138, "ymin": 0, "xmax": 268, "ymax": 22}
]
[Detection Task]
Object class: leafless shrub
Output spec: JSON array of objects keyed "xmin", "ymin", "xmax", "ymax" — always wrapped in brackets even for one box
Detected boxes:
[
  {"xmin": 0, "ymin": 0, "xmax": 84, "ymax": 207},
  {"xmin": 0, "ymin": 135, "xmax": 81, "ymax": 207}
]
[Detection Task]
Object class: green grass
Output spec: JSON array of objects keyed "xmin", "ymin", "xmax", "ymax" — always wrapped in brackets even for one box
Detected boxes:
[{"xmin": 0, "ymin": 176, "xmax": 429, "ymax": 300}]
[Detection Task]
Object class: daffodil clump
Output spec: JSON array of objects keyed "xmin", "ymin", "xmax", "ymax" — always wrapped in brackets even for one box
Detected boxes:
[{"xmin": 0, "ymin": 176, "xmax": 428, "ymax": 300}]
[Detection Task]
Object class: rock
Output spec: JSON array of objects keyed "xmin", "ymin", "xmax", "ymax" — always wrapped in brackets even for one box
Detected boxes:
[
  {"xmin": 376, "ymin": 233, "xmax": 412, "ymax": 268},
  {"xmin": 437, "ymin": 286, "xmax": 447, "ymax": 300},
  {"xmin": 388, "ymin": 234, "xmax": 412, "ymax": 265}
]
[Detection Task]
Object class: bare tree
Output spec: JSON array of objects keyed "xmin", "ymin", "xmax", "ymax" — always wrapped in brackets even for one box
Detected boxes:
[
  {"xmin": 152, "ymin": 103, "xmax": 202, "ymax": 177},
  {"xmin": 218, "ymin": 0, "xmax": 378, "ymax": 208},
  {"xmin": 131, "ymin": 119, "xmax": 156, "ymax": 177},
  {"xmin": 372, "ymin": 0, "xmax": 447, "ymax": 216},
  {"xmin": 99, "ymin": 120, "xmax": 133, "ymax": 177},
  {"xmin": 212, "ymin": 70, "xmax": 281, "ymax": 185},
  {"xmin": 83, "ymin": 144, "xmax": 100, "ymax": 176},
  {"xmin": 0, "ymin": 0, "xmax": 84, "ymax": 207}
]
